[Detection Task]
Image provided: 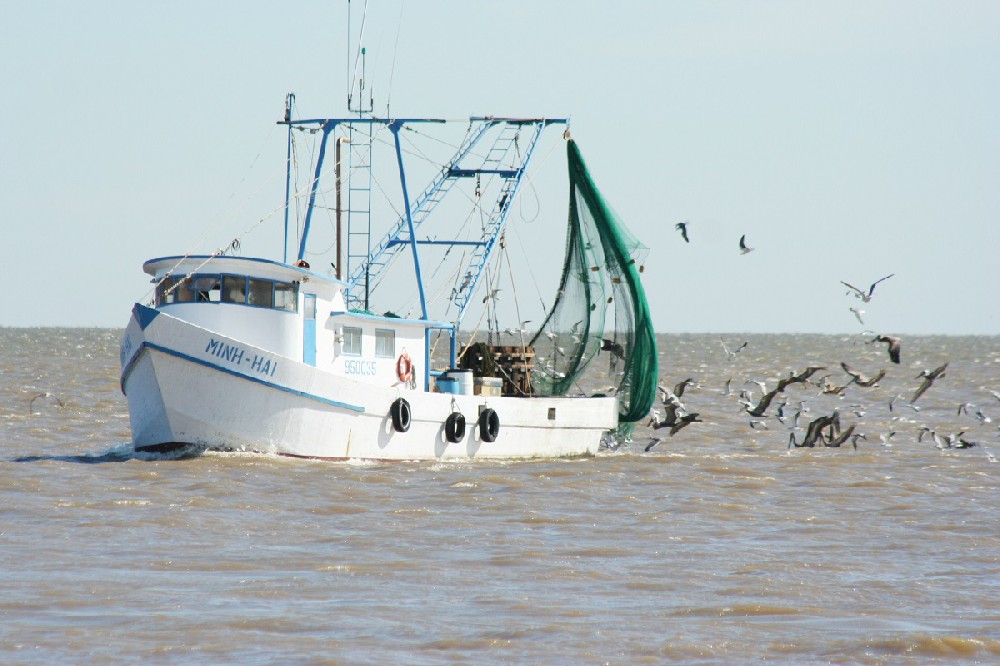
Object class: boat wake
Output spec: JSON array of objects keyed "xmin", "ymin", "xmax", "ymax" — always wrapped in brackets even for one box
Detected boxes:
[{"xmin": 10, "ymin": 442, "xmax": 205, "ymax": 464}]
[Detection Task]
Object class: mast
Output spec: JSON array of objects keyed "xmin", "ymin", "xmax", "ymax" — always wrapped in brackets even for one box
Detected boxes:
[{"xmin": 282, "ymin": 93, "xmax": 295, "ymax": 263}]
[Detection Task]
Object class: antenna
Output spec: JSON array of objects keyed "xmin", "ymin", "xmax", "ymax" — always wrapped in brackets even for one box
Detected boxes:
[{"xmin": 347, "ymin": 0, "xmax": 373, "ymax": 115}]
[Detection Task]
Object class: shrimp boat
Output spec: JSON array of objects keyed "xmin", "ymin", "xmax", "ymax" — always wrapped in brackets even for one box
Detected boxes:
[{"xmin": 119, "ymin": 96, "xmax": 657, "ymax": 460}]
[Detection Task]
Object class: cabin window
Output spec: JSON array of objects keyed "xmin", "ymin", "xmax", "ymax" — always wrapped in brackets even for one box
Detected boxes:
[
  {"xmin": 375, "ymin": 329, "xmax": 395, "ymax": 358},
  {"xmin": 174, "ymin": 277, "xmax": 194, "ymax": 303},
  {"xmin": 343, "ymin": 327, "xmax": 362, "ymax": 356},
  {"xmin": 155, "ymin": 277, "xmax": 176, "ymax": 305},
  {"xmin": 193, "ymin": 276, "xmax": 221, "ymax": 302},
  {"xmin": 222, "ymin": 276, "xmax": 247, "ymax": 304},
  {"xmin": 274, "ymin": 282, "xmax": 297, "ymax": 311},
  {"xmin": 156, "ymin": 272, "xmax": 298, "ymax": 313},
  {"xmin": 248, "ymin": 278, "xmax": 274, "ymax": 308}
]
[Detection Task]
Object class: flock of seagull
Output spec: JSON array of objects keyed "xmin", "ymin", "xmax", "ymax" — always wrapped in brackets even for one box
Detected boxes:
[
  {"xmin": 640, "ymin": 346, "xmax": 984, "ymax": 455},
  {"xmin": 630, "ymin": 223, "xmax": 998, "ymax": 459}
]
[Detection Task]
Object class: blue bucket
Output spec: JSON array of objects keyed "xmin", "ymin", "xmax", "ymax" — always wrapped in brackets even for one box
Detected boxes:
[{"xmin": 436, "ymin": 377, "xmax": 459, "ymax": 394}]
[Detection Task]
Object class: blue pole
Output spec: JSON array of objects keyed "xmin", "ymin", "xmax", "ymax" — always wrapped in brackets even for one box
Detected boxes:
[
  {"xmin": 297, "ymin": 121, "xmax": 337, "ymax": 262},
  {"xmin": 389, "ymin": 120, "xmax": 428, "ymax": 321}
]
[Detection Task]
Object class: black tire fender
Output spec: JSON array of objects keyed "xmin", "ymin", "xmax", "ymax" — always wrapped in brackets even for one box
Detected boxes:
[
  {"xmin": 444, "ymin": 411, "xmax": 466, "ymax": 443},
  {"xmin": 478, "ymin": 408, "xmax": 500, "ymax": 443},
  {"xmin": 390, "ymin": 397, "xmax": 411, "ymax": 433}
]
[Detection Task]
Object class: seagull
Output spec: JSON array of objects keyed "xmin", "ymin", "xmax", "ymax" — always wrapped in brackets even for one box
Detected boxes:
[
  {"xmin": 481, "ymin": 288, "xmax": 501, "ymax": 303},
  {"xmin": 819, "ymin": 377, "xmax": 851, "ymax": 396},
  {"xmin": 786, "ymin": 366, "xmax": 827, "ymax": 386},
  {"xmin": 28, "ymin": 392, "xmax": 65, "ymax": 414},
  {"xmin": 888, "ymin": 394, "xmax": 919, "ymax": 413},
  {"xmin": 650, "ymin": 401, "xmax": 683, "ymax": 430},
  {"xmin": 644, "ymin": 436, "xmax": 664, "ymax": 452},
  {"xmin": 841, "ymin": 274, "xmax": 894, "ymax": 303},
  {"xmin": 871, "ymin": 335, "xmax": 902, "ymax": 364},
  {"xmin": 789, "ymin": 412, "xmax": 840, "ymax": 448},
  {"xmin": 746, "ymin": 385, "xmax": 785, "ymax": 417},
  {"xmin": 775, "ymin": 398, "xmax": 789, "ymax": 423},
  {"xmin": 912, "ymin": 363, "xmax": 948, "ymax": 403},
  {"xmin": 739, "ymin": 234, "xmax": 754, "ymax": 254},
  {"xmin": 721, "ymin": 377, "xmax": 733, "ymax": 396},
  {"xmin": 675, "ymin": 221, "xmax": 690, "ymax": 243},
  {"xmin": 825, "ymin": 424, "xmax": 858, "ymax": 448},
  {"xmin": 938, "ymin": 431, "xmax": 976, "ymax": 449},
  {"xmin": 850, "ymin": 307, "xmax": 865, "ymax": 325},
  {"xmin": 668, "ymin": 412, "xmax": 702, "ymax": 436},
  {"xmin": 600, "ymin": 338, "xmax": 625, "ymax": 360},
  {"xmin": 673, "ymin": 378, "xmax": 696, "ymax": 398},
  {"xmin": 720, "ymin": 338, "xmax": 748, "ymax": 359},
  {"xmin": 840, "ymin": 362, "xmax": 886, "ymax": 387}
]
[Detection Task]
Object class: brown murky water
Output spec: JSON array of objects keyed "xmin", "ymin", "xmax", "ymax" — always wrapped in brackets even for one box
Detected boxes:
[{"xmin": 2, "ymin": 329, "xmax": 998, "ymax": 664}]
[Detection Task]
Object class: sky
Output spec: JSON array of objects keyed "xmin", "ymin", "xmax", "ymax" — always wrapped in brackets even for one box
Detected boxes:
[{"xmin": 2, "ymin": 0, "xmax": 998, "ymax": 334}]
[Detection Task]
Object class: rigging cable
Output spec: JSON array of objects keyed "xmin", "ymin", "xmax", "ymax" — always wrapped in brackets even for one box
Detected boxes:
[
  {"xmin": 348, "ymin": 0, "xmax": 370, "ymax": 109},
  {"xmin": 385, "ymin": 0, "xmax": 405, "ymax": 116}
]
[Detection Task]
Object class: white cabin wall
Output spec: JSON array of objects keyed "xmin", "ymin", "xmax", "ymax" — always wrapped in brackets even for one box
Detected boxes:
[
  {"xmin": 326, "ymin": 315, "xmax": 429, "ymax": 389},
  {"xmin": 157, "ymin": 303, "xmax": 302, "ymax": 358}
]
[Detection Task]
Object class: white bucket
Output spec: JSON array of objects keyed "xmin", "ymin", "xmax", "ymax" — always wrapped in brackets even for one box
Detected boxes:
[{"xmin": 448, "ymin": 369, "xmax": 474, "ymax": 396}]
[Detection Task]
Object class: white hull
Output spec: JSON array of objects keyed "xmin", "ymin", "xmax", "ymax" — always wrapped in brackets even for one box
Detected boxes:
[{"xmin": 121, "ymin": 305, "xmax": 618, "ymax": 460}]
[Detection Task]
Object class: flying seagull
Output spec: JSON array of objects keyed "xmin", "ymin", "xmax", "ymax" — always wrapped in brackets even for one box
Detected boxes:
[
  {"xmin": 912, "ymin": 363, "xmax": 948, "ymax": 403},
  {"xmin": 739, "ymin": 234, "xmax": 754, "ymax": 254},
  {"xmin": 849, "ymin": 307, "xmax": 865, "ymax": 325},
  {"xmin": 841, "ymin": 274, "xmax": 894, "ymax": 303},
  {"xmin": 675, "ymin": 221, "xmax": 690, "ymax": 243},
  {"xmin": 644, "ymin": 437, "xmax": 664, "ymax": 452},
  {"xmin": 28, "ymin": 392, "xmax": 65, "ymax": 414},
  {"xmin": 720, "ymin": 338, "xmax": 748, "ymax": 359},
  {"xmin": 840, "ymin": 362, "xmax": 886, "ymax": 387},
  {"xmin": 825, "ymin": 424, "xmax": 859, "ymax": 449},
  {"xmin": 673, "ymin": 378, "xmax": 696, "ymax": 398},
  {"xmin": 871, "ymin": 335, "xmax": 901, "ymax": 364},
  {"xmin": 788, "ymin": 411, "xmax": 841, "ymax": 448},
  {"xmin": 667, "ymin": 412, "xmax": 702, "ymax": 436}
]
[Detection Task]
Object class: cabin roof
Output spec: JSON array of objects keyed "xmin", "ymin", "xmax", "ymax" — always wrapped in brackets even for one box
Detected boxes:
[
  {"xmin": 329, "ymin": 310, "xmax": 454, "ymax": 330},
  {"xmin": 143, "ymin": 255, "xmax": 347, "ymax": 287}
]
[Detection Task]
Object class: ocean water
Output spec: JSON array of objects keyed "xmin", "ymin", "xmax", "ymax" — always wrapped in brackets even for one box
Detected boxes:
[{"xmin": 1, "ymin": 328, "xmax": 998, "ymax": 664}]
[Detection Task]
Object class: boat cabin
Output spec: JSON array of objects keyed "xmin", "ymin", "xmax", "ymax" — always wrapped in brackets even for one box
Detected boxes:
[{"xmin": 144, "ymin": 256, "xmax": 452, "ymax": 390}]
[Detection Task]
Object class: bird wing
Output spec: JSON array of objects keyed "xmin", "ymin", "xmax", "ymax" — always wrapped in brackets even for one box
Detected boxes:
[
  {"xmin": 911, "ymin": 378, "xmax": 933, "ymax": 403},
  {"xmin": 841, "ymin": 281, "xmax": 865, "ymax": 298},
  {"xmin": 840, "ymin": 361, "xmax": 861, "ymax": 381},
  {"xmin": 868, "ymin": 273, "xmax": 895, "ymax": 295}
]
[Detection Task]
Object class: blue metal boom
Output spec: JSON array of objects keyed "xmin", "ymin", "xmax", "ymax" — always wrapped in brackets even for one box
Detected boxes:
[{"xmin": 280, "ymin": 115, "xmax": 567, "ymax": 327}]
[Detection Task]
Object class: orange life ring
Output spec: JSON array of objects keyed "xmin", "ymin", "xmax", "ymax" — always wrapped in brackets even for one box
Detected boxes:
[{"xmin": 396, "ymin": 352, "xmax": 413, "ymax": 383}]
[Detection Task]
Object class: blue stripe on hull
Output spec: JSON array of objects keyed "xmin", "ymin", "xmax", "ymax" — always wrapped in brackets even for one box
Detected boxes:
[{"xmin": 122, "ymin": 341, "xmax": 366, "ymax": 413}]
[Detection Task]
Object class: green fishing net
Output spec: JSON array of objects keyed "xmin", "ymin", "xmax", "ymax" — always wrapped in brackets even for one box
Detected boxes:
[{"xmin": 530, "ymin": 140, "xmax": 658, "ymax": 428}]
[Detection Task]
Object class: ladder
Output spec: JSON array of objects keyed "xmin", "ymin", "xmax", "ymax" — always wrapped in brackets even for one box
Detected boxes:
[
  {"xmin": 345, "ymin": 122, "xmax": 373, "ymax": 307},
  {"xmin": 343, "ymin": 118, "xmax": 564, "ymax": 323},
  {"xmin": 344, "ymin": 119, "xmax": 493, "ymax": 309},
  {"xmin": 449, "ymin": 121, "xmax": 547, "ymax": 325}
]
